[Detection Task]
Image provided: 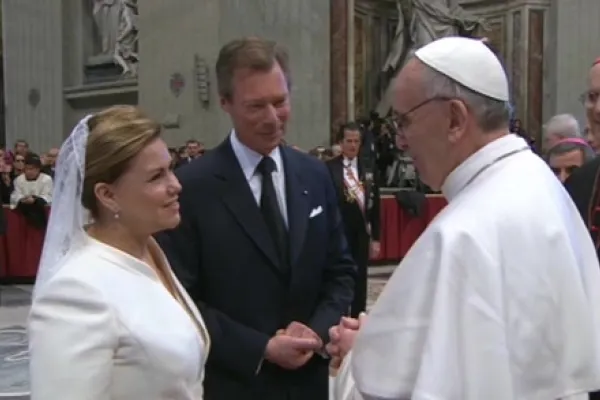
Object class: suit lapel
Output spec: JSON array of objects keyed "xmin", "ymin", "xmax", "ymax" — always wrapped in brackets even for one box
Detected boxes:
[
  {"xmin": 332, "ymin": 157, "xmax": 344, "ymax": 196},
  {"xmin": 214, "ymin": 140, "xmax": 281, "ymax": 273},
  {"xmin": 281, "ymin": 147, "xmax": 310, "ymax": 268}
]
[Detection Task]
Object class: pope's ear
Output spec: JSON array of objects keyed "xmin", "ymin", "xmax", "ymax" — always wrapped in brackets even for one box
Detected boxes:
[{"xmin": 447, "ymin": 99, "xmax": 469, "ymax": 143}]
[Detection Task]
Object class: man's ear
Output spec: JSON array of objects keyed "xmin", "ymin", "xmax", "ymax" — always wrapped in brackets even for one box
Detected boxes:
[
  {"xmin": 447, "ymin": 99, "xmax": 469, "ymax": 143},
  {"xmin": 220, "ymin": 95, "xmax": 232, "ymax": 114}
]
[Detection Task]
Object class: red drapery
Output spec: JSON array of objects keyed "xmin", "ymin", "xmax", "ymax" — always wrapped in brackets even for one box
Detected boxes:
[
  {"xmin": 0, "ymin": 196, "xmax": 447, "ymax": 279},
  {"xmin": 370, "ymin": 195, "xmax": 447, "ymax": 262}
]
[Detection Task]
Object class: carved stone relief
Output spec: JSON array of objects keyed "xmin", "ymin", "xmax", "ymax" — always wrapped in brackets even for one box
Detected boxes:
[{"xmin": 88, "ymin": 0, "xmax": 138, "ymax": 80}]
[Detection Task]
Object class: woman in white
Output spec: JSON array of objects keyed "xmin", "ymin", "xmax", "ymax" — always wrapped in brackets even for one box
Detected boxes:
[{"xmin": 28, "ymin": 105, "xmax": 209, "ymax": 399}]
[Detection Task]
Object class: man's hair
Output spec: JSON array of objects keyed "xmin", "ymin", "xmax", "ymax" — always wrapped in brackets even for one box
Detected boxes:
[
  {"xmin": 24, "ymin": 153, "xmax": 42, "ymax": 168},
  {"xmin": 543, "ymin": 114, "xmax": 581, "ymax": 140},
  {"xmin": 546, "ymin": 140, "xmax": 595, "ymax": 162},
  {"xmin": 421, "ymin": 64, "xmax": 510, "ymax": 132},
  {"xmin": 337, "ymin": 122, "xmax": 362, "ymax": 142},
  {"xmin": 215, "ymin": 37, "xmax": 290, "ymax": 100}
]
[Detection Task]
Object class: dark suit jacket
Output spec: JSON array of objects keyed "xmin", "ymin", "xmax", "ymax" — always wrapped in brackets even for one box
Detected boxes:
[
  {"xmin": 326, "ymin": 156, "xmax": 381, "ymax": 242},
  {"xmin": 565, "ymin": 156, "xmax": 600, "ymax": 257},
  {"xmin": 156, "ymin": 139, "xmax": 356, "ymax": 400}
]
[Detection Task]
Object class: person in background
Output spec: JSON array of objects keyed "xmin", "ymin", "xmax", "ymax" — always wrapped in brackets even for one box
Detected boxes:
[
  {"xmin": 8, "ymin": 139, "xmax": 29, "ymax": 163},
  {"xmin": 168, "ymin": 147, "xmax": 180, "ymax": 169},
  {"xmin": 0, "ymin": 158, "xmax": 13, "ymax": 204},
  {"xmin": 178, "ymin": 146, "xmax": 188, "ymax": 160},
  {"xmin": 584, "ymin": 124, "xmax": 599, "ymax": 152},
  {"xmin": 546, "ymin": 138, "xmax": 595, "ymax": 183},
  {"xmin": 566, "ymin": 59, "xmax": 600, "ymax": 260},
  {"xmin": 10, "ymin": 153, "xmax": 52, "ymax": 229},
  {"xmin": 541, "ymin": 113, "xmax": 581, "ymax": 153},
  {"xmin": 326, "ymin": 122, "xmax": 381, "ymax": 318},
  {"xmin": 12, "ymin": 154, "xmax": 25, "ymax": 177},
  {"xmin": 176, "ymin": 139, "xmax": 205, "ymax": 168},
  {"xmin": 331, "ymin": 143, "xmax": 342, "ymax": 158},
  {"xmin": 42, "ymin": 147, "xmax": 59, "ymax": 178}
]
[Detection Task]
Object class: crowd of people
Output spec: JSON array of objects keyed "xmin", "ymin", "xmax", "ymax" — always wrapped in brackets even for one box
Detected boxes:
[{"xmin": 4, "ymin": 33, "xmax": 600, "ymax": 400}]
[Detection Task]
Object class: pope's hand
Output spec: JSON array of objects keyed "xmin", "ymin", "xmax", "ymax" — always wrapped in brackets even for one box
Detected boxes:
[{"xmin": 326, "ymin": 313, "xmax": 367, "ymax": 360}]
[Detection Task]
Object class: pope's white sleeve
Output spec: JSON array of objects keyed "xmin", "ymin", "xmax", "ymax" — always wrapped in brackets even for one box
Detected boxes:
[
  {"xmin": 28, "ymin": 276, "xmax": 118, "ymax": 400},
  {"xmin": 333, "ymin": 352, "xmax": 367, "ymax": 400}
]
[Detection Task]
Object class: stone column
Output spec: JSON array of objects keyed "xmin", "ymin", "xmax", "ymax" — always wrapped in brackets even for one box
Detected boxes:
[{"xmin": 330, "ymin": 0, "xmax": 349, "ymax": 144}]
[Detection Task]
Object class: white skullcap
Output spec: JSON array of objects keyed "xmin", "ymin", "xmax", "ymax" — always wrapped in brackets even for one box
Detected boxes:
[{"xmin": 415, "ymin": 36, "xmax": 509, "ymax": 101}]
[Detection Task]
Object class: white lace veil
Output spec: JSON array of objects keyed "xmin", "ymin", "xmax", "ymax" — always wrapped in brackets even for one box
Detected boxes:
[{"xmin": 33, "ymin": 115, "xmax": 93, "ymax": 300}]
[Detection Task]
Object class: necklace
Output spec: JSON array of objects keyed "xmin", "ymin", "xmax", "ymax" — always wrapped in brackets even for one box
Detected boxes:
[{"xmin": 458, "ymin": 146, "xmax": 530, "ymax": 193}]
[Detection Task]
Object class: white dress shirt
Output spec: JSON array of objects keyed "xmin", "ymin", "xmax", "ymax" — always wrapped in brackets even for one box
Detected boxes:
[{"xmin": 230, "ymin": 131, "xmax": 288, "ymax": 226}]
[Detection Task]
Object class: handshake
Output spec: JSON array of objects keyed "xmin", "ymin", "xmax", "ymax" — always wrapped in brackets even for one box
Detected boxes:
[
  {"xmin": 327, "ymin": 312, "xmax": 367, "ymax": 375},
  {"xmin": 263, "ymin": 313, "xmax": 367, "ymax": 372},
  {"xmin": 263, "ymin": 321, "xmax": 323, "ymax": 370}
]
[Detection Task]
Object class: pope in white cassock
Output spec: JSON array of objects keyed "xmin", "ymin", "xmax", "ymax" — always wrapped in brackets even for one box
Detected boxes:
[{"xmin": 329, "ymin": 36, "xmax": 600, "ymax": 400}]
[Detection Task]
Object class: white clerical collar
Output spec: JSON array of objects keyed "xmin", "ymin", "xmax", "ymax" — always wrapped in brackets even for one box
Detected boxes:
[
  {"xmin": 441, "ymin": 134, "xmax": 529, "ymax": 201},
  {"xmin": 229, "ymin": 130, "xmax": 283, "ymax": 181}
]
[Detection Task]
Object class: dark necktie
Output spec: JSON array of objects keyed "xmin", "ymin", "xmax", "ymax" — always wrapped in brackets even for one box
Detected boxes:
[{"xmin": 256, "ymin": 156, "xmax": 289, "ymax": 271}]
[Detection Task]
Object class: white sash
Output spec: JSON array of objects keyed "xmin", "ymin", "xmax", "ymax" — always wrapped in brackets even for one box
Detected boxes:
[{"xmin": 343, "ymin": 163, "xmax": 365, "ymax": 213}]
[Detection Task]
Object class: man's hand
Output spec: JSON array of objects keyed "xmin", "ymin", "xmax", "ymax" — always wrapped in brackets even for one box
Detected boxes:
[
  {"xmin": 370, "ymin": 241, "xmax": 381, "ymax": 258},
  {"xmin": 285, "ymin": 321, "xmax": 322, "ymax": 346},
  {"xmin": 264, "ymin": 334, "xmax": 321, "ymax": 370},
  {"xmin": 21, "ymin": 196, "xmax": 34, "ymax": 204}
]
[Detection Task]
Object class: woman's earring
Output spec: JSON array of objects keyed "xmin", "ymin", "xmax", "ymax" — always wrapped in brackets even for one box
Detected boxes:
[{"xmin": 114, "ymin": 211, "xmax": 120, "ymax": 220}]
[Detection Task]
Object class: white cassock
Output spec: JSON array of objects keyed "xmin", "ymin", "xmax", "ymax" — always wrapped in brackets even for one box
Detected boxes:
[
  {"xmin": 10, "ymin": 172, "xmax": 53, "ymax": 207},
  {"xmin": 333, "ymin": 134, "xmax": 600, "ymax": 400}
]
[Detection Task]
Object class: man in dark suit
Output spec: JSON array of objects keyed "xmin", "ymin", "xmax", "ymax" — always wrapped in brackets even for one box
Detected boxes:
[
  {"xmin": 156, "ymin": 37, "xmax": 356, "ymax": 400},
  {"xmin": 326, "ymin": 122, "xmax": 381, "ymax": 318}
]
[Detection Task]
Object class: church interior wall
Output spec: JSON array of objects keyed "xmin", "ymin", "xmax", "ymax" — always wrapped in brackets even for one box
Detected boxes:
[
  {"xmin": 2, "ymin": 0, "xmax": 66, "ymax": 152},
  {"xmin": 139, "ymin": 0, "xmax": 331, "ymax": 150},
  {"xmin": 217, "ymin": 0, "xmax": 330, "ymax": 149},
  {"xmin": 547, "ymin": 0, "xmax": 600, "ymax": 128}
]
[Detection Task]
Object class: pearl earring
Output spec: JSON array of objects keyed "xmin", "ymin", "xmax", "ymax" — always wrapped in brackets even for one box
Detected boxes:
[{"xmin": 114, "ymin": 211, "xmax": 120, "ymax": 220}]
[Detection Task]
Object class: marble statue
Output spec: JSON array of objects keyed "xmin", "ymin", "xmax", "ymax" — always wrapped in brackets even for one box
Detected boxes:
[
  {"xmin": 90, "ymin": 0, "xmax": 138, "ymax": 78},
  {"xmin": 114, "ymin": 0, "xmax": 138, "ymax": 77},
  {"xmin": 92, "ymin": 0, "xmax": 120, "ymax": 56},
  {"xmin": 376, "ymin": 0, "xmax": 486, "ymax": 114}
]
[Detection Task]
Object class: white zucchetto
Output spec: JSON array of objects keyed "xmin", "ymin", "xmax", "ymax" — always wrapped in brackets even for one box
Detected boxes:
[{"xmin": 415, "ymin": 36, "xmax": 509, "ymax": 102}]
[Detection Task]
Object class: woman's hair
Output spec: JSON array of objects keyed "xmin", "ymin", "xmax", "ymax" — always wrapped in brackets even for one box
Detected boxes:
[{"xmin": 81, "ymin": 105, "xmax": 161, "ymax": 217}]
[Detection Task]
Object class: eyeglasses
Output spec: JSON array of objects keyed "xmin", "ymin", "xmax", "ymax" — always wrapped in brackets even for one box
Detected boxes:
[
  {"xmin": 391, "ymin": 96, "xmax": 455, "ymax": 134},
  {"xmin": 579, "ymin": 90, "xmax": 600, "ymax": 106}
]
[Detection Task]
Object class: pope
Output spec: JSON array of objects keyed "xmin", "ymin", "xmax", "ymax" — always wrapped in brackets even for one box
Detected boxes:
[{"xmin": 329, "ymin": 36, "xmax": 600, "ymax": 400}]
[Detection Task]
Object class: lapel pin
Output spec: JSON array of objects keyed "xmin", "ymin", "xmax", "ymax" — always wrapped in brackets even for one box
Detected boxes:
[{"xmin": 303, "ymin": 190, "xmax": 308, "ymax": 195}]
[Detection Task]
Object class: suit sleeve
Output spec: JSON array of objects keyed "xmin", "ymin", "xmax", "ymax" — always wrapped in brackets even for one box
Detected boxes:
[
  {"xmin": 29, "ymin": 278, "xmax": 118, "ymax": 400},
  {"xmin": 308, "ymin": 165, "xmax": 357, "ymax": 342},
  {"xmin": 155, "ymin": 190, "xmax": 270, "ymax": 381},
  {"xmin": 564, "ymin": 166, "xmax": 593, "ymax": 223},
  {"xmin": 369, "ymin": 174, "xmax": 381, "ymax": 242}
]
